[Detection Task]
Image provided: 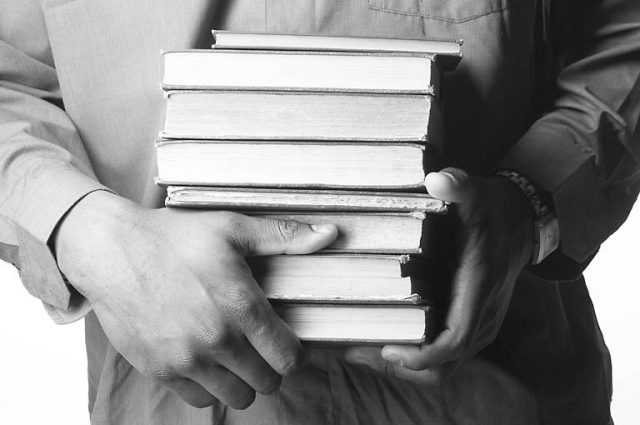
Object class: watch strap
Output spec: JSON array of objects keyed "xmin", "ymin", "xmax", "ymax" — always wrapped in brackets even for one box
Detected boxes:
[{"xmin": 495, "ymin": 169, "xmax": 560, "ymax": 265}]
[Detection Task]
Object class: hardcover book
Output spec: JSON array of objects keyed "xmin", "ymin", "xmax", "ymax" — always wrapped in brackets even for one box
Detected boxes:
[
  {"xmin": 211, "ymin": 30, "xmax": 462, "ymax": 70},
  {"xmin": 248, "ymin": 254, "xmax": 444, "ymax": 304},
  {"xmin": 155, "ymin": 140, "xmax": 440, "ymax": 189},
  {"xmin": 274, "ymin": 304, "xmax": 439, "ymax": 344},
  {"xmin": 161, "ymin": 90, "xmax": 441, "ymax": 142},
  {"xmin": 164, "ymin": 186, "xmax": 448, "ymax": 214},
  {"xmin": 163, "ymin": 49, "xmax": 441, "ymax": 95}
]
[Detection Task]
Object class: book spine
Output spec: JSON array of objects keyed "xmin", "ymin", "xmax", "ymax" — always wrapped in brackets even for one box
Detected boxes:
[{"xmin": 161, "ymin": 84, "xmax": 436, "ymax": 96}]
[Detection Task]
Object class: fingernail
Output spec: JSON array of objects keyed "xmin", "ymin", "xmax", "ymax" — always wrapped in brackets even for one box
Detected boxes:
[
  {"xmin": 310, "ymin": 224, "xmax": 336, "ymax": 234},
  {"xmin": 344, "ymin": 351, "xmax": 368, "ymax": 366},
  {"xmin": 383, "ymin": 354, "xmax": 403, "ymax": 364},
  {"xmin": 439, "ymin": 168, "xmax": 469, "ymax": 184},
  {"xmin": 439, "ymin": 171, "xmax": 456, "ymax": 181}
]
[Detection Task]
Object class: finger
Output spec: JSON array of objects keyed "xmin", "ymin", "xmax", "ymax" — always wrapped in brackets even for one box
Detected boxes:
[
  {"xmin": 344, "ymin": 346, "xmax": 453, "ymax": 386},
  {"xmin": 222, "ymin": 273, "xmax": 305, "ymax": 378},
  {"xmin": 378, "ymin": 235, "xmax": 487, "ymax": 371},
  {"xmin": 161, "ymin": 377, "xmax": 218, "ymax": 408},
  {"xmin": 229, "ymin": 214, "xmax": 338, "ymax": 256},
  {"xmin": 186, "ymin": 364, "xmax": 256, "ymax": 410},
  {"xmin": 424, "ymin": 167, "xmax": 472, "ymax": 203},
  {"xmin": 215, "ymin": 336, "xmax": 282, "ymax": 395},
  {"xmin": 379, "ymin": 328, "xmax": 466, "ymax": 371},
  {"xmin": 245, "ymin": 304, "xmax": 306, "ymax": 377}
]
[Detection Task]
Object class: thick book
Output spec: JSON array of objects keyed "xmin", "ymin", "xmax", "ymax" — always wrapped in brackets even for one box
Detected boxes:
[
  {"xmin": 162, "ymin": 49, "xmax": 441, "ymax": 95},
  {"xmin": 274, "ymin": 304, "xmax": 438, "ymax": 344},
  {"xmin": 155, "ymin": 140, "xmax": 440, "ymax": 190},
  {"xmin": 248, "ymin": 212, "xmax": 430, "ymax": 254},
  {"xmin": 164, "ymin": 187, "xmax": 448, "ymax": 213},
  {"xmin": 211, "ymin": 30, "xmax": 462, "ymax": 70},
  {"xmin": 248, "ymin": 254, "xmax": 443, "ymax": 304},
  {"xmin": 161, "ymin": 90, "xmax": 441, "ymax": 142}
]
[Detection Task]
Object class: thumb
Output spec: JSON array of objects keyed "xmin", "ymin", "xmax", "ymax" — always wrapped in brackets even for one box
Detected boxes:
[
  {"xmin": 234, "ymin": 215, "xmax": 338, "ymax": 256},
  {"xmin": 424, "ymin": 167, "xmax": 472, "ymax": 204}
]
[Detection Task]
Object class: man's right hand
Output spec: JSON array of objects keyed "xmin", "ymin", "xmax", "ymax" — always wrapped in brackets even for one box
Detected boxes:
[{"xmin": 52, "ymin": 191, "xmax": 338, "ymax": 409}]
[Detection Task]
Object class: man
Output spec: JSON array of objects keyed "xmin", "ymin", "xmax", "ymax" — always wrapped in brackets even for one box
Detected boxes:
[{"xmin": 1, "ymin": 0, "xmax": 638, "ymax": 424}]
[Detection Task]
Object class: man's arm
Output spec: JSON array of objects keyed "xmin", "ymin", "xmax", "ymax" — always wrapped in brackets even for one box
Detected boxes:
[
  {"xmin": 52, "ymin": 191, "xmax": 337, "ymax": 408},
  {"xmin": 0, "ymin": 2, "xmax": 339, "ymax": 408},
  {"xmin": 0, "ymin": 2, "xmax": 110, "ymax": 322},
  {"xmin": 499, "ymin": 0, "xmax": 640, "ymax": 265},
  {"xmin": 346, "ymin": 0, "xmax": 640, "ymax": 377}
]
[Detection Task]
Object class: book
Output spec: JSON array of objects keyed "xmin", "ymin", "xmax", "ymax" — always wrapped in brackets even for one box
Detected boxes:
[
  {"xmin": 273, "ymin": 304, "xmax": 438, "ymax": 344},
  {"xmin": 248, "ymin": 254, "xmax": 444, "ymax": 304},
  {"xmin": 162, "ymin": 49, "xmax": 441, "ymax": 95},
  {"xmin": 247, "ymin": 211, "xmax": 429, "ymax": 254},
  {"xmin": 211, "ymin": 30, "xmax": 462, "ymax": 70},
  {"xmin": 155, "ymin": 140, "xmax": 440, "ymax": 189},
  {"xmin": 164, "ymin": 187, "xmax": 448, "ymax": 213},
  {"xmin": 161, "ymin": 90, "xmax": 441, "ymax": 142}
]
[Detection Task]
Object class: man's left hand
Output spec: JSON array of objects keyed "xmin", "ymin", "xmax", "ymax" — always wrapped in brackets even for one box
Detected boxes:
[{"xmin": 345, "ymin": 167, "xmax": 535, "ymax": 383}]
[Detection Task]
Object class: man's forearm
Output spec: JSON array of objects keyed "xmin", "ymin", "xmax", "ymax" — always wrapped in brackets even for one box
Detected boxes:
[{"xmin": 498, "ymin": 0, "xmax": 640, "ymax": 267}]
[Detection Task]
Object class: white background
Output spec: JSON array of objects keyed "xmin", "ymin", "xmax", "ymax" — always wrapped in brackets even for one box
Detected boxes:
[{"xmin": 0, "ymin": 205, "xmax": 638, "ymax": 424}]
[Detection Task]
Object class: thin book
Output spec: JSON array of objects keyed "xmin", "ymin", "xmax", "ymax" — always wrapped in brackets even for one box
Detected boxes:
[
  {"xmin": 211, "ymin": 30, "xmax": 462, "ymax": 70},
  {"xmin": 164, "ymin": 187, "xmax": 448, "ymax": 214}
]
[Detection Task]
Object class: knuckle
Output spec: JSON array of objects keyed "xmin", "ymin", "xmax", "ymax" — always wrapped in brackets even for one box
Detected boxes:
[
  {"xmin": 220, "ymin": 213, "xmax": 250, "ymax": 249},
  {"xmin": 452, "ymin": 334, "xmax": 471, "ymax": 359},
  {"xmin": 227, "ymin": 287, "xmax": 264, "ymax": 326},
  {"xmin": 147, "ymin": 363, "xmax": 178, "ymax": 381},
  {"xmin": 274, "ymin": 347, "xmax": 303, "ymax": 376},
  {"xmin": 205, "ymin": 326, "xmax": 235, "ymax": 353},
  {"xmin": 159, "ymin": 350, "xmax": 200, "ymax": 377},
  {"xmin": 257, "ymin": 374, "xmax": 282, "ymax": 395},
  {"xmin": 274, "ymin": 219, "xmax": 299, "ymax": 242},
  {"xmin": 165, "ymin": 340, "xmax": 204, "ymax": 372}
]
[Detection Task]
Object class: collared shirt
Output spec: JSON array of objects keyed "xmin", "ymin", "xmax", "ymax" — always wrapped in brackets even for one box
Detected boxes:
[{"xmin": 1, "ymin": 0, "xmax": 639, "ymax": 423}]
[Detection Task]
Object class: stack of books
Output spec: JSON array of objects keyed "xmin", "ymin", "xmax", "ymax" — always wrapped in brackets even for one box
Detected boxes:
[{"xmin": 156, "ymin": 31, "xmax": 462, "ymax": 344}]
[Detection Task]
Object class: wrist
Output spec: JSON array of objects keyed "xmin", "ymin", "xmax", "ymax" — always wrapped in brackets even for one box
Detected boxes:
[
  {"xmin": 494, "ymin": 169, "xmax": 560, "ymax": 265},
  {"xmin": 53, "ymin": 190, "xmax": 139, "ymax": 282},
  {"xmin": 491, "ymin": 176, "xmax": 536, "ymax": 267}
]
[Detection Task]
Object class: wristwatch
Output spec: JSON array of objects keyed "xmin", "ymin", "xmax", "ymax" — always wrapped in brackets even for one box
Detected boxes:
[{"xmin": 495, "ymin": 169, "xmax": 560, "ymax": 265}]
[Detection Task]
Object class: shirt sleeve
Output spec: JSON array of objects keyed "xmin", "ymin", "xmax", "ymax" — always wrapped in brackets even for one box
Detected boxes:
[
  {"xmin": 498, "ymin": 0, "xmax": 640, "ymax": 270},
  {"xmin": 0, "ymin": 14, "xmax": 110, "ymax": 323}
]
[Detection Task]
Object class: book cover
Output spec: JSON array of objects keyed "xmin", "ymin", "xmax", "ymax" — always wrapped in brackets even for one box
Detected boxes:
[{"xmin": 162, "ymin": 49, "xmax": 441, "ymax": 95}]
